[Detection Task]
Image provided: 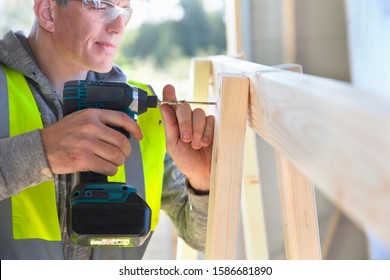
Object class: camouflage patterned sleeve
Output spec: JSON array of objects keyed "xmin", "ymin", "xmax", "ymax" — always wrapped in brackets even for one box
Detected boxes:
[{"xmin": 160, "ymin": 153, "xmax": 209, "ymax": 251}]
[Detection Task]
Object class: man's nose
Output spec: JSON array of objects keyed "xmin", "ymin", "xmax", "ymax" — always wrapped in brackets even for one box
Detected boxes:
[{"xmin": 107, "ymin": 14, "xmax": 127, "ymax": 35}]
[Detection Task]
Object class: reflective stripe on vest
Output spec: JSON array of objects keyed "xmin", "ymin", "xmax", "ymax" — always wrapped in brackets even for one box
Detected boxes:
[{"xmin": 3, "ymin": 66, "xmax": 166, "ymax": 240}]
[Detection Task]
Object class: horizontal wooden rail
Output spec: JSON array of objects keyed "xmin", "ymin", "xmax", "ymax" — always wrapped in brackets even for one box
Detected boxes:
[{"xmin": 203, "ymin": 55, "xmax": 390, "ymax": 252}]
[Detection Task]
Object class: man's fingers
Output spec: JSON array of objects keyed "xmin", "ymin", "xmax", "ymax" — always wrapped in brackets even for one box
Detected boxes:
[
  {"xmin": 85, "ymin": 155, "xmax": 119, "ymax": 176},
  {"xmin": 176, "ymin": 104, "xmax": 193, "ymax": 143},
  {"xmin": 160, "ymin": 84, "xmax": 215, "ymax": 149},
  {"xmin": 160, "ymin": 105, "xmax": 180, "ymax": 145},
  {"xmin": 79, "ymin": 109, "xmax": 135, "ymax": 159},
  {"xmin": 41, "ymin": 108, "xmax": 141, "ymax": 175},
  {"xmin": 92, "ymin": 138, "xmax": 128, "ymax": 167},
  {"xmin": 191, "ymin": 108, "xmax": 206, "ymax": 149},
  {"xmin": 98, "ymin": 110, "xmax": 143, "ymax": 141},
  {"xmin": 162, "ymin": 84, "xmax": 177, "ymax": 104},
  {"xmin": 160, "ymin": 85, "xmax": 181, "ymax": 146},
  {"xmin": 201, "ymin": 115, "xmax": 215, "ymax": 147},
  {"xmin": 98, "ymin": 125, "xmax": 132, "ymax": 158}
]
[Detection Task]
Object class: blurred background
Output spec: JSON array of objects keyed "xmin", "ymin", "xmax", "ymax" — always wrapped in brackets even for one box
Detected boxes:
[{"xmin": 0, "ymin": 0, "xmax": 226, "ymax": 100}]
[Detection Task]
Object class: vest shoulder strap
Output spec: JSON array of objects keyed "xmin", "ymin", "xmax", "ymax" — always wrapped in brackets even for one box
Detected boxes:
[
  {"xmin": 128, "ymin": 80, "xmax": 166, "ymax": 230},
  {"xmin": 2, "ymin": 64, "xmax": 61, "ymax": 241}
]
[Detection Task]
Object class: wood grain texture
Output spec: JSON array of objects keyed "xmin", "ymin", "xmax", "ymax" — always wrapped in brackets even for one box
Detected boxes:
[
  {"xmin": 255, "ymin": 69, "xmax": 390, "ymax": 246},
  {"xmin": 275, "ymin": 152, "xmax": 322, "ymax": 259},
  {"xmin": 241, "ymin": 128, "xmax": 269, "ymax": 260},
  {"xmin": 273, "ymin": 63, "xmax": 321, "ymax": 259},
  {"xmin": 208, "ymin": 55, "xmax": 390, "ymax": 246},
  {"xmin": 205, "ymin": 74, "xmax": 249, "ymax": 260}
]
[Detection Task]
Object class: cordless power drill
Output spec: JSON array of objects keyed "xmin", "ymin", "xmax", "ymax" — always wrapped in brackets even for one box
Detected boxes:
[{"xmin": 63, "ymin": 80, "xmax": 158, "ymax": 247}]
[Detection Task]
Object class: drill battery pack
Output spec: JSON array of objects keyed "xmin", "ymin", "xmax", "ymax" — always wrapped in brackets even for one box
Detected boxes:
[{"xmin": 68, "ymin": 182, "xmax": 151, "ymax": 247}]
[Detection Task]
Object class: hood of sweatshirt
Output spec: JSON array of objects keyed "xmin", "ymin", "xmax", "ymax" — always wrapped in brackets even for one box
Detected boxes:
[{"xmin": 0, "ymin": 31, "xmax": 49, "ymax": 83}]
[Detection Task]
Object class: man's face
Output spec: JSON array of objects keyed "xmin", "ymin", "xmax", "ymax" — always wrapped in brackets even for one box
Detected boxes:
[{"xmin": 52, "ymin": 0, "xmax": 130, "ymax": 73}]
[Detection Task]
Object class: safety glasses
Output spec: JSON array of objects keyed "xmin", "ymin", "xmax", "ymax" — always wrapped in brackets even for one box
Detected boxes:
[{"xmin": 81, "ymin": 0, "xmax": 133, "ymax": 25}]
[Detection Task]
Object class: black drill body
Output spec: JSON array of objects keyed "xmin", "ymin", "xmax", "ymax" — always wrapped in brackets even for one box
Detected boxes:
[{"xmin": 63, "ymin": 80, "xmax": 158, "ymax": 247}]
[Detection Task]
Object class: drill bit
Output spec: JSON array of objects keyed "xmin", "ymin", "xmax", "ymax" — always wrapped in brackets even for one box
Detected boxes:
[
  {"xmin": 157, "ymin": 100, "xmax": 216, "ymax": 126},
  {"xmin": 158, "ymin": 100, "xmax": 216, "ymax": 106}
]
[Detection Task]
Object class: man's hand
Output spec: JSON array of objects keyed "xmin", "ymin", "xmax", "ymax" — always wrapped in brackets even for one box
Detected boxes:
[
  {"xmin": 159, "ymin": 85, "xmax": 215, "ymax": 193},
  {"xmin": 40, "ymin": 108, "xmax": 143, "ymax": 176}
]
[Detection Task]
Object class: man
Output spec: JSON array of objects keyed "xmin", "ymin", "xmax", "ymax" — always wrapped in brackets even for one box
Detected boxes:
[{"xmin": 0, "ymin": 0, "xmax": 214, "ymax": 259}]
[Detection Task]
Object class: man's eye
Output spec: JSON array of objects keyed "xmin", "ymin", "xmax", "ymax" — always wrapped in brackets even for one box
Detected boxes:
[
  {"xmin": 96, "ymin": 3, "xmax": 110, "ymax": 10},
  {"xmin": 84, "ymin": 1, "xmax": 109, "ymax": 10}
]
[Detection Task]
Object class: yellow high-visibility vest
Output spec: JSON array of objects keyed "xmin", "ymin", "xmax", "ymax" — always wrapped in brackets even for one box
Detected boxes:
[{"xmin": 3, "ymin": 64, "xmax": 166, "ymax": 241}]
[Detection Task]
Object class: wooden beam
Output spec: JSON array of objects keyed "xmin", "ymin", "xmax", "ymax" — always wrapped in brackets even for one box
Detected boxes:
[
  {"xmin": 205, "ymin": 74, "xmax": 249, "ymax": 259},
  {"xmin": 251, "ymin": 69, "xmax": 390, "ymax": 247},
  {"xmin": 275, "ymin": 152, "xmax": 322, "ymax": 259},
  {"xmin": 273, "ymin": 63, "xmax": 321, "ymax": 259},
  {"xmin": 241, "ymin": 127, "xmax": 269, "ymax": 259},
  {"xmin": 281, "ymin": 0, "xmax": 297, "ymax": 62},
  {"xmin": 207, "ymin": 55, "xmax": 390, "ymax": 247},
  {"xmin": 225, "ymin": 0, "xmax": 243, "ymax": 56}
]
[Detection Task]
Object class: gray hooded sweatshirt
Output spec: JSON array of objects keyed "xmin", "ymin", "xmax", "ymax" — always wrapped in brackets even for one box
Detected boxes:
[{"xmin": 0, "ymin": 30, "xmax": 208, "ymax": 259}]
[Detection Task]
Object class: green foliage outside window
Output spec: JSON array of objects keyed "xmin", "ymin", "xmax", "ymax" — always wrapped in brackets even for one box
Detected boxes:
[{"xmin": 116, "ymin": 0, "xmax": 226, "ymax": 68}]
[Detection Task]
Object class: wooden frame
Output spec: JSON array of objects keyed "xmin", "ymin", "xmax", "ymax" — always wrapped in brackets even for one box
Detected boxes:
[{"xmin": 190, "ymin": 55, "xmax": 390, "ymax": 260}]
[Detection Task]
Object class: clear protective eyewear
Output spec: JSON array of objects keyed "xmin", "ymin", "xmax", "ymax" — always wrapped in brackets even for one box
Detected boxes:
[{"xmin": 81, "ymin": 0, "xmax": 133, "ymax": 25}]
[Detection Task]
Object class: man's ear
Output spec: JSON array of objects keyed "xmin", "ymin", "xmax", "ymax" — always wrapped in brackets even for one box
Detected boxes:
[{"xmin": 33, "ymin": 0, "xmax": 56, "ymax": 32}]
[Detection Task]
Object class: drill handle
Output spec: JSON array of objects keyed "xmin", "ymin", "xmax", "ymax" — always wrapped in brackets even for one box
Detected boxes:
[
  {"xmin": 109, "ymin": 126, "xmax": 131, "ymax": 139},
  {"xmin": 79, "ymin": 172, "xmax": 108, "ymax": 184},
  {"xmin": 78, "ymin": 125, "xmax": 130, "ymax": 184}
]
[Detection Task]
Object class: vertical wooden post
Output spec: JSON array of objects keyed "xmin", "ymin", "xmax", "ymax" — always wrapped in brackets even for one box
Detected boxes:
[
  {"xmin": 275, "ymin": 153, "xmax": 322, "ymax": 259},
  {"xmin": 188, "ymin": 58, "xmax": 212, "ymax": 103},
  {"xmin": 281, "ymin": 0, "xmax": 297, "ymax": 63},
  {"xmin": 225, "ymin": 0, "xmax": 243, "ymax": 56},
  {"xmin": 241, "ymin": 128, "xmax": 269, "ymax": 259},
  {"xmin": 272, "ymin": 63, "xmax": 321, "ymax": 259},
  {"xmin": 205, "ymin": 74, "xmax": 249, "ymax": 259}
]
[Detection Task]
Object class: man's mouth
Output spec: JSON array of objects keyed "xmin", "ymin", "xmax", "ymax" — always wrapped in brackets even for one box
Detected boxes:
[{"xmin": 96, "ymin": 42, "xmax": 117, "ymax": 53}]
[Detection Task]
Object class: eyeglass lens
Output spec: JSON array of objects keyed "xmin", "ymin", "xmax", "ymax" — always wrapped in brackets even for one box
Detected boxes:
[{"xmin": 82, "ymin": 0, "xmax": 133, "ymax": 25}]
